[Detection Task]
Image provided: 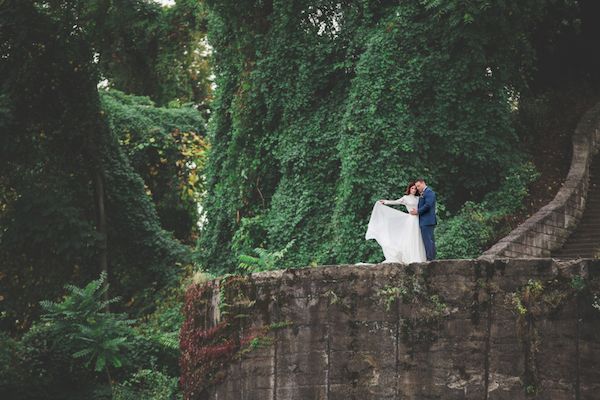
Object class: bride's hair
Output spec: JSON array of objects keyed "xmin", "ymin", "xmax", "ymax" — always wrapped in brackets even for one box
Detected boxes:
[{"xmin": 404, "ymin": 181, "xmax": 417, "ymax": 195}]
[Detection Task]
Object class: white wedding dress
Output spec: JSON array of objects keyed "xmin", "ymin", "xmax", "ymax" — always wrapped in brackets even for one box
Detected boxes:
[{"xmin": 365, "ymin": 195, "xmax": 426, "ymax": 263}]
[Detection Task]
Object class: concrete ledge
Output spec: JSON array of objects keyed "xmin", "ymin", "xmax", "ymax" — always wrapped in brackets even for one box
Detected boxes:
[
  {"xmin": 181, "ymin": 259, "xmax": 600, "ymax": 400},
  {"xmin": 481, "ymin": 102, "xmax": 600, "ymax": 259}
]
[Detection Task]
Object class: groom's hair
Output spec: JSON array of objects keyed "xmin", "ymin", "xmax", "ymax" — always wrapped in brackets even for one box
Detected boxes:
[{"xmin": 415, "ymin": 177, "xmax": 426, "ymax": 184}]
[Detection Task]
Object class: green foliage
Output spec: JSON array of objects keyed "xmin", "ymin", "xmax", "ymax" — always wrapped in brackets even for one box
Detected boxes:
[
  {"xmin": 39, "ymin": 272, "xmax": 134, "ymax": 374},
  {"xmin": 237, "ymin": 240, "xmax": 295, "ymax": 274},
  {"xmin": 127, "ymin": 271, "xmax": 191, "ymax": 378},
  {"xmin": 1, "ymin": 323, "xmax": 101, "ymax": 400},
  {"xmin": 436, "ymin": 162, "xmax": 540, "ymax": 258},
  {"xmin": 230, "ymin": 215, "xmax": 269, "ymax": 260},
  {"xmin": 435, "ymin": 201, "xmax": 495, "ymax": 259},
  {"xmin": 571, "ymin": 275, "xmax": 586, "ymax": 292},
  {"xmin": 0, "ymin": 332, "xmax": 24, "ymax": 394},
  {"xmin": 0, "ymin": 274, "xmax": 132, "ymax": 400},
  {"xmin": 198, "ymin": 0, "xmax": 580, "ymax": 271},
  {"xmin": 101, "ymin": 89, "xmax": 208, "ymax": 243},
  {"xmin": 0, "ymin": 272, "xmax": 189, "ymax": 399},
  {"xmin": 0, "ymin": 1, "xmax": 191, "ymax": 332},
  {"xmin": 378, "ymin": 286, "xmax": 408, "ymax": 311},
  {"xmin": 90, "ymin": 0, "xmax": 212, "ymax": 107},
  {"xmin": 114, "ymin": 369, "xmax": 181, "ymax": 400}
]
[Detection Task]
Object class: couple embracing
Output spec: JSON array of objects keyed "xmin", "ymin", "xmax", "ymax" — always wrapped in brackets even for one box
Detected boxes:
[{"xmin": 365, "ymin": 178, "xmax": 436, "ymax": 263}]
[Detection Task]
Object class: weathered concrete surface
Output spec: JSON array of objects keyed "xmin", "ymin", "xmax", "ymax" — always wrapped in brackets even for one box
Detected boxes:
[
  {"xmin": 182, "ymin": 259, "xmax": 600, "ymax": 400},
  {"xmin": 482, "ymin": 102, "xmax": 600, "ymax": 258}
]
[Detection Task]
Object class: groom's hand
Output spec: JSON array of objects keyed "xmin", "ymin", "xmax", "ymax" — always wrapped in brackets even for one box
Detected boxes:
[{"xmin": 410, "ymin": 209, "xmax": 417, "ymax": 215}]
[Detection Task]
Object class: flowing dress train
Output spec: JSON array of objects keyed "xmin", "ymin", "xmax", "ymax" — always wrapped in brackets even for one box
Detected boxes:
[{"xmin": 365, "ymin": 195, "xmax": 426, "ymax": 263}]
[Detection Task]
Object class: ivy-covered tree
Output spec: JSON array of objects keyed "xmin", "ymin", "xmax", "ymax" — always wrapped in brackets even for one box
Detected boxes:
[
  {"xmin": 198, "ymin": 0, "xmax": 590, "ymax": 272},
  {"xmin": 100, "ymin": 89, "xmax": 208, "ymax": 243},
  {"xmin": 89, "ymin": 0, "xmax": 212, "ymax": 107},
  {"xmin": 0, "ymin": 0, "xmax": 191, "ymax": 332}
]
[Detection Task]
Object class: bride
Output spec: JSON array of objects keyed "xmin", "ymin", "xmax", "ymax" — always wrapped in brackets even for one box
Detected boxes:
[{"xmin": 365, "ymin": 181, "xmax": 426, "ymax": 263}]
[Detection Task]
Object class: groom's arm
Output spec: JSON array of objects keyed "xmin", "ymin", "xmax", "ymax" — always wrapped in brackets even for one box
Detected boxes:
[{"xmin": 418, "ymin": 191, "xmax": 435, "ymax": 215}]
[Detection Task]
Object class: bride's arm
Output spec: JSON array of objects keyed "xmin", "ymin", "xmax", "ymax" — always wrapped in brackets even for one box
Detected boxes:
[{"xmin": 382, "ymin": 196, "xmax": 406, "ymax": 205}]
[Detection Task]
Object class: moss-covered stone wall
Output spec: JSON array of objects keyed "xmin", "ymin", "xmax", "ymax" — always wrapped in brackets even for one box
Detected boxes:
[{"xmin": 181, "ymin": 259, "xmax": 600, "ymax": 399}]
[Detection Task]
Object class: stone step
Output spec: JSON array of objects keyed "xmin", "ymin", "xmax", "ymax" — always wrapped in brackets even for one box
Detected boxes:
[
  {"xmin": 562, "ymin": 239, "xmax": 600, "ymax": 246},
  {"xmin": 558, "ymin": 250, "xmax": 598, "ymax": 256},
  {"xmin": 557, "ymin": 248, "xmax": 597, "ymax": 253},
  {"xmin": 560, "ymin": 238, "xmax": 598, "ymax": 244},
  {"xmin": 549, "ymin": 156, "xmax": 600, "ymax": 258},
  {"xmin": 564, "ymin": 232, "xmax": 600, "ymax": 239},
  {"xmin": 556, "ymin": 248, "xmax": 599, "ymax": 255},
  {"xmin": 562, "ymin": 243, "xmax": 600, "ymax": 249},
  {"xmin": 568, "ymin": 225, "xmax": 600, "ymax": 230},
  {"xmin": 554, "ymin": 255, "xmax": 596, "ymax": 259},
  {"xmin": 555, "ymin": 248, "xmax": 597, "ymax": 254},
  {"xmin": 557, "ymin": 245, "xmax": 597, "ymax": 251},
  {"xmin": 556, "ymin": 246, "xmax": 596, "ymax": 251},
  {"xmin": 571, "ymin": 229, "xmax": 600, "ymax": 233},
  {"xmin": 560, "ymin": 238, "xmax": 600, "ymax": 245},
  {"xmin": 565, "ymin": 233, "xmax": 600, "ymax": 240},
  {"xmin": 555, "ymin": 254, "xmax": 597, "ymax": 259}
]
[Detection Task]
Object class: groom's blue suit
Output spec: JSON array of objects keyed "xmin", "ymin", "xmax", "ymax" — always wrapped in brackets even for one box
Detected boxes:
[{"xmin": 418, "ymin": 186, "xmax": 437, "ymax": 261}]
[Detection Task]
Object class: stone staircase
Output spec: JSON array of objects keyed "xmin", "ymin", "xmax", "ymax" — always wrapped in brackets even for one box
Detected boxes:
[{"xmin": 553, "ymin": 157, "xmax": 600, "ymax": 258}]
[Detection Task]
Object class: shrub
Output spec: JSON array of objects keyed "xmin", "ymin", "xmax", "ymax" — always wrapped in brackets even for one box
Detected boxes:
[
  {"xmin": 114, "ymin": 369, "xmax": 181, "ymax": 400},
  {"xmin": 36, "ymin": 272, "xmax": 135, "ymax": 396},
  {"xmin": 437, "ymin": 162, "xmax": 540, "ymax": 258}
]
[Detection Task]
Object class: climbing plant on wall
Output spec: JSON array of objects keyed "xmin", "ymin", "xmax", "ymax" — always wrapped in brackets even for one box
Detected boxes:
[{"xmin": 198, "ymin": 0, "xmax": 582, "ymax": 273}]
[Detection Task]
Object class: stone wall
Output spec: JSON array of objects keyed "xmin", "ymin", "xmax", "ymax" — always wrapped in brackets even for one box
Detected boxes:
[
  {"xmin": 181, "ymin": 259, "xmax": 600, "ymax": 400},
  {"xmin": 481, "ymin": 102, "xmax": 600, "ymax": 258}
]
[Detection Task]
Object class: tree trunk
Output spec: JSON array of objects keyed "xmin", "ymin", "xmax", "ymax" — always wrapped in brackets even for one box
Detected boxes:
[{"xmin": 94, "ymin": 169, "xmax": 109, "ymax": 307}]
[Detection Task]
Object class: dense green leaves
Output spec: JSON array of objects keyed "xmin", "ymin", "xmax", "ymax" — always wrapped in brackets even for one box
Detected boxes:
[
  {"xmin": 0, "ymin": 1, "xmax": 193, "ymax": 332},
  {"xmin": 101, "ymin": 89, "xmax": 208, "ymax": 243},
  {"xmin": 0, "ymin": 272, "xmax": 190, "ymax": 399},
  {"xmin": 198, "ymin": 0, "xmax": 580, "ymax": 272},
  {"xmin": 88, "ymin": 0, "xmax": 212, "ymax": 107},
  {"xmin": 39, "ymin": 272, "xmax": 134, "ymax": 375},
  {"xmin": 436, "ymin": 162, "xmax": 540, "ymax": 259}
]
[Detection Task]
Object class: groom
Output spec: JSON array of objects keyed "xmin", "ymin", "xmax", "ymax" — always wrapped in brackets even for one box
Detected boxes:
[{"xmin": 410, "ymin": 178, "xmax": 437, "ymax": 261}]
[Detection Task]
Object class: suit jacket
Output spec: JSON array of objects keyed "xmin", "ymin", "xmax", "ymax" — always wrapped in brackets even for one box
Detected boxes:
[{"xmin": 418, "ymin": 187, "xmax": 437, "ymax": 226}]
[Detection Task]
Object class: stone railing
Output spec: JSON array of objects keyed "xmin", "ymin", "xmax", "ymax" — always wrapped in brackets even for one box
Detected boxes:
[
  {"xmin": 481, "ymin": 102, "xmax": 600, "ymax": 259},
  {"xmin": 181, "ymin": 259, "xmax": 600, "ymax": 400}
]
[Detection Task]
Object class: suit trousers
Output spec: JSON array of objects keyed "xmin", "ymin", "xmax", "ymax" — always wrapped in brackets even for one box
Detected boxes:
[{"xmin": 420, "ymin": 224, "xmax": 436, "ymax": 261}]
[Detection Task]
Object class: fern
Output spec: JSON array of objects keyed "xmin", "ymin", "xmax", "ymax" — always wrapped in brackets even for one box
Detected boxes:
[{"xmin": 238, "ymin": 240, "xmax": 296, "ymax": 273}]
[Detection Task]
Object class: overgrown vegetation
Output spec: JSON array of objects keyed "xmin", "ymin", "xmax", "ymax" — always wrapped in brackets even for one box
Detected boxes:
[
  {"xmin": 198, "ymin": 0, "xmax": 595, "ymax": 273},
  {"xmin": 100, "ymin": 89, "xmax": 208, "ymax": 243},
  {"xmin": 0, "ymin": 0, "xmax": 209, "ymax": 333},
  {"xmin": 3, "ymin": 0, "xmax": 600, "ymax": 398},
  {"xmin": 180, "ymin": 276, "xmax": 291, "ymax": 399},
  {"xmin": 0, "ymin": 272, "xmax": 188, "ymax": 399},
  {"xmin": 436, "ymin": 163, "xmax": 540, "ymax": 259}
]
